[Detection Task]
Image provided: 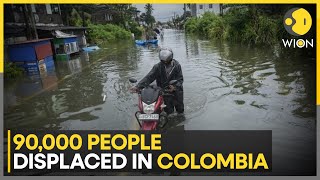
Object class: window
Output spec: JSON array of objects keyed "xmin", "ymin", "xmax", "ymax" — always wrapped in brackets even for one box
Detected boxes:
[
  {"xmin": 104, "ymin": 14, "xmax": 113, "ymax": 21},
  {"xmin": 70, "ymin": 42, "xmax": 78, "ymax": 53},
  {"xmin": 65, "ymin": 44, "xmax": 71, "ymax": 54},
  {"xmin": 31, "ymin": 4, "xmax": 36, "ymax": 13},
  {"xmin": 209, "ymin": 4, "xmax": 213, "ymax": 9},
  {"xmin": 45, "ymin": 4, "xmax": 52, "ymax": 14},
  {"xmin": 199, "ymin": 5, "xmax": 203, "ymax": 9},
  {"xmin": 51, "ymin": 4, "xmax": 60, "ymax": 14}
]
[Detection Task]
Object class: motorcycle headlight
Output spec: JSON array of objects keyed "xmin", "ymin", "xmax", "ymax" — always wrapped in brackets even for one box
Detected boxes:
[{"xmin": 143, "ymin": 102, "xmax": 155, "ymax": 114}]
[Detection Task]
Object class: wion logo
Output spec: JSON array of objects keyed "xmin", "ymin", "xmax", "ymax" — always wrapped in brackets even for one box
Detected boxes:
[{"xmin": 282, "ymin": 8, "xmax": 313, "ymax": 48}]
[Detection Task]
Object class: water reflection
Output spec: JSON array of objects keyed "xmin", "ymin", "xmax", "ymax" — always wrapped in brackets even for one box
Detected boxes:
[{"xmin": 274, "ymin": 49, "xmax": 316, "ymax": 118}]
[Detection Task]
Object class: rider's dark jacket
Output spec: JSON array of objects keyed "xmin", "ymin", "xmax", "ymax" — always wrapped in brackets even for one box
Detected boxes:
[{"xmin": 136, "ymin": 59, "xmax": 183, "ymax": 91}]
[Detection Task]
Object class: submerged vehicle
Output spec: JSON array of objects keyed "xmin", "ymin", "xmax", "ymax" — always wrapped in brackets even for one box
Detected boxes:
[{"xmin": 129, "ymin": 78, "xmax": 177, "ymax": 130}]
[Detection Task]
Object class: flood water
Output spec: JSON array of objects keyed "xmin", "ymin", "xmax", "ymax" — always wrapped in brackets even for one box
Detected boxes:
[{"xmin": 4, "ymin": 29, "xmax": 316, "ymax": 175}]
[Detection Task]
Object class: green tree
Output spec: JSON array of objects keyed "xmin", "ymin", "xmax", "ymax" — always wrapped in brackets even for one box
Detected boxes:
[
  {"xmin": 68, "ymin": 7, "xmax": 91, "ymax": 27},
  {"xmin": 110, "ymin": 4, "xmax": 130, "ymax": 27},
  {"xmin": 144, "ymin": 4, "xmax": 155, "ymax": 27},
  {"xmin": 69, "ymin": 8, "xmax": 82, "ymax": 26}
]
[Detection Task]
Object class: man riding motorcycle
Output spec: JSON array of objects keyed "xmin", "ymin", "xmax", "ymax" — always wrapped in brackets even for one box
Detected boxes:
[{"xmin": 130, "ymin": 47, "xmax": 184, "ymax": 115}]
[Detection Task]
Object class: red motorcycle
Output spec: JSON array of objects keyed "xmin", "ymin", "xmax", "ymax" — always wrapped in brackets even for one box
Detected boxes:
[{"xmin": 129, "ymin": 78, "xmax": 177, "ymax": 130}]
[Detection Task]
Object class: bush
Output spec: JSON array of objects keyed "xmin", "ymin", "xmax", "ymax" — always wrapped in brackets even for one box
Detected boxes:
[
  {"xmin": 185, "ymin": 7, "xmax": 282, "ymax": 46},
  {"xmin": 128, "ymin": 21, "xmax": 143, "ymax": 38},
  {"xmin": 207, "ymin": 15, "xmax": 225, "ymax": 39},
  {"xmin": 198, "ymin": 12, "xmax": 222, "ymax": 35},
  {"xmin": 185, "ymin": 17, "xmax": 199, "ymax": 33},
  {"xmin": 185, "ymin": 13, "xmax": 225, "ymax": 39},
  {"xmin": 224, "ymin": 7, "xmax": 251, "ymax": 42},
  {"xmin": 255, "ymin": 16, "xmax": 278, "ymax": 45},
  {"xmin": 242, "ymin": 23, "xmax": 257, "ymax": 44},
  {"xmin": 87, "ymin": 24, "xmax": 132, "ymax": 44},
  {"xmin": 226, "ymin": 8, "xmax": 278, "ymax": 45},
  {"xmin": 4, "ymin": 62, "xmax": 24, "ymax": 79}
]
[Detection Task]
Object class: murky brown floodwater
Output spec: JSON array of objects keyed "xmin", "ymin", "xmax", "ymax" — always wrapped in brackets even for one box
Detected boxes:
[{"xmin": 4, "ymin": 29, "xmax": 316, "ymax": 174}]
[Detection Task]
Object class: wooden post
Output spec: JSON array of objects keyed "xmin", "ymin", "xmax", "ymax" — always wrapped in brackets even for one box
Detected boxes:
[
  {"xmin": 25, "ymin": 4, "xmax": 38, "ymax": 40},
  {"xmin": 22, "ymin": 5, "xmax": 32, "ymax": 40},
  {"xmin": 81, "ymin": 6, "xmax": 85, "ymax": 27}
]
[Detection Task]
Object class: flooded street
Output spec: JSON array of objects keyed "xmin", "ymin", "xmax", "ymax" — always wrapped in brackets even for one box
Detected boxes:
[{"xmin": 4, "ymin": 29, "xmax": 316, "ymax": 174}]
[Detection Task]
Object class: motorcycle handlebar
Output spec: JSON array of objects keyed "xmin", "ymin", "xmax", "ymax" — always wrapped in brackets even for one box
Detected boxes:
[
  {"xmin": 162, "ymin": 93, "xmax": 174, "ymax": 96},
  {"xmin": 130, "ymin": 88, "xmax": 174, "ymax": 96}
]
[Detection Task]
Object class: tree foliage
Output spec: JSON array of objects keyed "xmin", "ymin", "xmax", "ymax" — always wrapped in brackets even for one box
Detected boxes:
[
  {"xmin": 144, "ymin": 4, "xmax": 155, "ymax": 27},
  {"xmin": 87, "ymin": 24, "xmax": 132, "ymax": 44},
  {"xmin": 69, "ymin": 8, "xmax": 91, "ymax": 27},
  {"xmin": 185, "ymin": 6, "xmax": 282, "ymax": 45}
]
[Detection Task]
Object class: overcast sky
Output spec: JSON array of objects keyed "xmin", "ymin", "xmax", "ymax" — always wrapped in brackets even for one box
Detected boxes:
[{"xmin": 133, "ymin": 4, "xmax": 184, "ymax": 22}]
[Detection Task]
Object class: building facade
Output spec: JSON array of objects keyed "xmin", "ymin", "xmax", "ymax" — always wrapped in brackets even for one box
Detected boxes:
[
  {"xmin": 187, "ymin": 4, "xmax": 225, "ymax": 17},
  {"xmin": 4, "ymin": 4, "xmax": 87, "ymax": 46}
]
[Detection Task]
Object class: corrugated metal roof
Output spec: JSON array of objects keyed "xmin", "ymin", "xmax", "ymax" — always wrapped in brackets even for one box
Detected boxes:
[
  {"xmin": 5, "ymin": 24, "xmax": 88, "ymax": 32},
  {"xmin": 54, "ymin": 30, "xmax": 77, "ymax": 38},
  {"xmin": 36, "ymin": 26, "xmax": 88, "ymax": 31}
]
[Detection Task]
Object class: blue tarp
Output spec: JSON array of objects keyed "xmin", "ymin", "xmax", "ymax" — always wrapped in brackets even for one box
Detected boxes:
[
  {"xmin": 82, "ymin": 46, "xmax": 100, "ymax": 52},
  {"xmin": 135, "ymin": 39, "xmax": 158, "ymax": 46}
]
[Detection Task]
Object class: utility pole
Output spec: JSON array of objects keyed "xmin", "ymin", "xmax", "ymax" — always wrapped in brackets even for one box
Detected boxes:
[
  {"xmin": 173, "ymin": 12, "xmax": 176, "ymax": 28},
  {"xmin": 23, "ymin": 4, "xmax": 38, "ymax": 40},
  {"xmin": 82, "ymin": 7, "xmax": 85, "ymax": 27},
  {"xmin": 22, "ymin": 4, "xmax": 32, "ymax": 40},
  {"xmin": 220, "ymin": 4, "xmax": 224, "ymax": 16}
]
